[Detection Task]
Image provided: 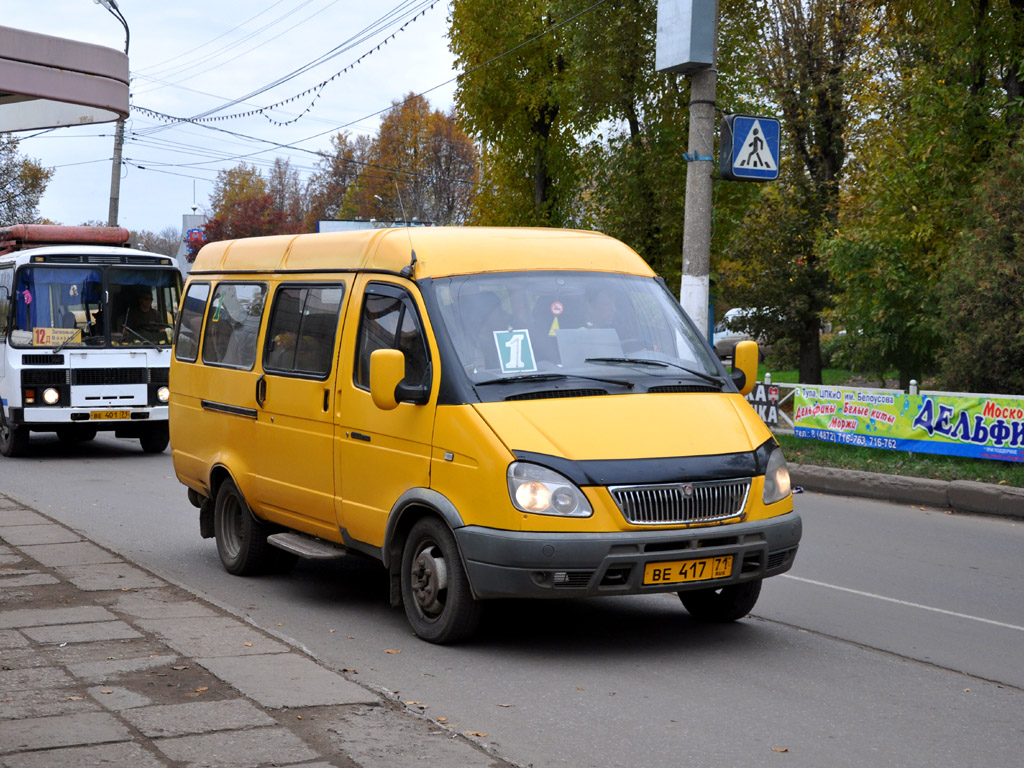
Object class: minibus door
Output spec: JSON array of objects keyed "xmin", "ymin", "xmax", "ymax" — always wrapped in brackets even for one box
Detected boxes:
[{"xmin": 337, "ymin": 279, "xmax": 436, "ymax": 549}]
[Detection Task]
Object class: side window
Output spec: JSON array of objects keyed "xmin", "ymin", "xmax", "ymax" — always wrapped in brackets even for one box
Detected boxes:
[
  {"xmin": 201, "ymin": 282, "xmax": 267, "ymax": 369},
  {"xmin": 0, "ymin": 266, "xmax": 12, "ymax": 336},
  {"xmin": 174, "ymin": 282, "xmax": 210, "ymax": 362},
  {"xmin": 264, "ymin": 284, "xmax": 345, "ymax": 379},
  {"xmin": 354, "ymin": 284, "xmax": 429, "ymax": 390}
]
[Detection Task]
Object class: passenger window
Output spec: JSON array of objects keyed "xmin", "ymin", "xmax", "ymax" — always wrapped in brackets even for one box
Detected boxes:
[
  {"xmin": 264, "ymin": 284, "xmax": 345, "ymax": 379},
  {"xmin": 201, "ymin": 282, "xmax": 267, "ymax": 369},
  {"xmin": 354, "ymin": 284, "xmax": 429, "ymax": 390},
  {"xmin": 174, "ymin": 282, "xmax": 210, "ymax": 363},
  {"xmin": 0, "ymin": 267, "xmax": 12, "ymax": 336}
]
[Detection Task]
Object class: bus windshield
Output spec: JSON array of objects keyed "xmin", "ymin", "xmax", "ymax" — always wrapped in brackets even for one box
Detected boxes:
[{"xmin": 11, "ymin": 265, "xmax": 182, "ymax": 348}]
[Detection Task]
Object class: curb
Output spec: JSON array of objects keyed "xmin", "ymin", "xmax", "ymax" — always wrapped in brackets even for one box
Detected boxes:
[{"xmin": 789, "ymin": 464, "xmax": 1024, "ymax": 519}]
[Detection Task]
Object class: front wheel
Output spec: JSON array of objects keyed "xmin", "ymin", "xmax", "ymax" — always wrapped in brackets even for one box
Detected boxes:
[
  {"xmin": 400, "ymin": 517, "xmax": 481, "ymax": 644},
  {"xmin": 139, "ymin": 424, "xmax": 169, "ymax": 453},
  {"xmin": 0, "ymin": 421, "xmax": 29, "ymax": 457},
  {"xmin": 213, "ymin": 478, "xmax": 274, "ymax": 575},
  {"xmin": 679, "ymin": 579, "xmax": 762, "ymax": 622}
]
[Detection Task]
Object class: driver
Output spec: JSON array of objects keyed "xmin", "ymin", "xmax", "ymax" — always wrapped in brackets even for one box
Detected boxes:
[{"xmin": 123, "ymin": 289, "xmax": 164, "ymax": 342}]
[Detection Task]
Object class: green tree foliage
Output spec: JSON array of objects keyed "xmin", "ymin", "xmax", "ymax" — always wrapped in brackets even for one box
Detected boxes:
[
  {"xmin": 935, "ymin": 146, "xmax": 1024, "ymax": 394},
  {"xmin": 0, "ymin": 134, "xmax": 53, "ymax": 226},
  {"xmin": 828, "ymin": 0, "xmax": 1024, "ymax": 388},
  {"xmin": 451, "ymin": 0, "xmax": 584, "ymax": 226},
  {"xmin": 720, "ymin": 0, "xmax": 868, "ymax": 385}
]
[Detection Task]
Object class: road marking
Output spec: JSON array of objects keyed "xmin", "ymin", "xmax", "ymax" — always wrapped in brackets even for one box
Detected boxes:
[{"xmin": 782, "ymin": 575, "xmax": 1024, "ymax": 633}]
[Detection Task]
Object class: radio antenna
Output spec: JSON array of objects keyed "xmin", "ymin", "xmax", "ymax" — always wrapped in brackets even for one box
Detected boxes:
[{"xmin": 394, "ymin": 181, "xmax": 417, "ymax": 278}]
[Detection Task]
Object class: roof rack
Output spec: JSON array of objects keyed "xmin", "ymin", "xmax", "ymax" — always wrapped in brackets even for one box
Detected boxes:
[{"xmin": 0, "ymin": 224, "xmax": 131, "ymax": 257}]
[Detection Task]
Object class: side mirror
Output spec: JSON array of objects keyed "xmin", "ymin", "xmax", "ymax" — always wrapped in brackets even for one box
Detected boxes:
[
  {"xmin": 732, "ymin": 340, "xmax": 759, "ymax": 396},
  {"xmin": 370, "ymin": 349, "xmax": 405, "ymax": 410}
]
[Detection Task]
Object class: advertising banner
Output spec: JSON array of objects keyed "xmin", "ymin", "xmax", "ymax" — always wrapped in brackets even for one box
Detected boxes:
[{"xmin": 793, "ymin": 385, "xmax": 1024, "ymax": 463}]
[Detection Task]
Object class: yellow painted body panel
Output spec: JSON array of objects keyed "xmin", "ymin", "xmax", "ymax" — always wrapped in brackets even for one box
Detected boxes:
[
  {"xmin": 472, "ymin": 393, "xmax": 772, "ymax": 461},
  {"xmin": 191, "ymin": 227, "xmax": 655, "ymax": 279}
]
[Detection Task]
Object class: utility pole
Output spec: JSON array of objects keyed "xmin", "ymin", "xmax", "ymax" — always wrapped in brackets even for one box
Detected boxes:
[
  {"xmin": 95, "ymin": 0, "xmax": 130, "ymax": 227},
  {"xmin": 655, "ymin": 0, "xmax": 719, "ymax": 342},
  {"xmin": 680, "ymin": 61, "xmax": 716, "ymax": 342}
]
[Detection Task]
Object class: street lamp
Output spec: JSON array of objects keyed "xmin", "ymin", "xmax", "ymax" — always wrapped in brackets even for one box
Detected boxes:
[{"xmin": 95, "ymin": 0, "xmax": 129, "ymax": 227}]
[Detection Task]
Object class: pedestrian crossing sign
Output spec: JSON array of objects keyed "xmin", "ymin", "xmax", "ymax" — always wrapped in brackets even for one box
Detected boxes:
[{"xmin": 719, "ymin": 114, "xmax": 780, "ymax": 181}]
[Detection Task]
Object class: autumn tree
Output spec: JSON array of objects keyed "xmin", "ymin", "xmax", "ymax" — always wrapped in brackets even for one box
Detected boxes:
[
  {"xmin": 130, "ymin": 226, "xmax": 181, "ymax": 256},
  {"xmin": 0, "ymin": 133, "xmax": 53, "ymax": 226},
  {"xmin": 345, "ymin": 94, "xmax": 478, "ymax": 225},
  {"xmin": 304, "ymin": 132, "xmax": 369, "ymax": 230},
  {"xmin": 204, "ymin": 161, "xmax": 306, "ymax": 242}
]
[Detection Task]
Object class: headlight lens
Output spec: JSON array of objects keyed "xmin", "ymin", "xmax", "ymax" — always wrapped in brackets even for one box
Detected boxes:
[
  {"xmin": 157, "ymin": 386, "xmax": 170, "ymax": 403},
  {"xmin": 507, "ymin": 462, "xmax": 593, "ymax": 517},
  {"xmin": 763, "ymin": 445, "xmax": 792, "ymax": 504},
  {"xmin": 42, "ymin": 387, "xmax": 60, "ymax": 405}
]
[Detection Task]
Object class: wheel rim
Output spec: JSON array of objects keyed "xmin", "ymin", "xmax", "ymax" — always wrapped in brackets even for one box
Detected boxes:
[
  {"xmin": 409, "ymin": 540, "xmax": 448, "ymax": 618},
  {"xmin": 218, "ymin": 494, "xmax": 243, "ymax": 560}
]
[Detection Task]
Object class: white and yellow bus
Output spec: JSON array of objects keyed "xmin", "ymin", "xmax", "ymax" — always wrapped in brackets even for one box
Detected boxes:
[{"xmin": 0, "ymin": 225, "xmax": 182, "ymax": 456}]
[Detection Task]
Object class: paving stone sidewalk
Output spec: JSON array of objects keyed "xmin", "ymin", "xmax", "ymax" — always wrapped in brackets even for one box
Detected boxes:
[{"xmin": 0, "ymin": 495, "xmax": 510, "ymax": 768}]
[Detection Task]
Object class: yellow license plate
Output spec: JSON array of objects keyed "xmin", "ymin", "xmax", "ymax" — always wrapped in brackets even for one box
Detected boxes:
[
  {"xmin": 643, "ymin": 555, "xmax": 733, "ymax": 586},
  {"xmin": 90, "ymin": 410, "xmax": 130, "ymax": 420}
]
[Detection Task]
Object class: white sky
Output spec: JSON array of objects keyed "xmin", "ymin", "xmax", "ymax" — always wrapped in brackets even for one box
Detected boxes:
[{"xmin": 5, "ymin": 0, "xmax": 458, "ymax": 235}]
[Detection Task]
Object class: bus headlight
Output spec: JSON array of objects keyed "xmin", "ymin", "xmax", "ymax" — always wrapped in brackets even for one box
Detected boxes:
[
  {"xmin": 157, "ymin": 386, "xmax": 170, "ymax": 403},
  {"xmin": 42, "ymin": 388, "xmax": 60, "ymax": 405},
  {"xmin": 763, "ymin": 445, "xmax": 792, "ymax": 505},
  {"xmin": 507, "ymin": 462, "xmax": 592, "ymax": 517}
]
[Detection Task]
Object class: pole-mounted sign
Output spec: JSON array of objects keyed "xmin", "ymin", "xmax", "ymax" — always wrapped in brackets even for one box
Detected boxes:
[{"xmin": 719, "ymin": 114, "xmax": 780, "ymax": 181}]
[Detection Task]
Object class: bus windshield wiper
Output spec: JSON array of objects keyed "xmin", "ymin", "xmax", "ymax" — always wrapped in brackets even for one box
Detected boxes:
[
  {"xmin": 584, "ymin": 357, "xmax": 725, "ymax": 387},
  {"xmin": 476, "ymin": 372, "xmax": 634, "ymax": 389},
  {"xmin": 52, "ymin": 329, "xmax": 84, "ymax": 355},
  {"xmin": 120, "ymin": 326, "xmax": 157, "ymax": 348}
]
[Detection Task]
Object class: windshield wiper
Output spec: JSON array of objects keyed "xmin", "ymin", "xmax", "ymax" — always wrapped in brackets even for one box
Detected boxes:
[
  {"xmin": 476, "ymin": 372, "xmax": 634, "ymax": 389},
  {"xmin": 52, "ymin": 329, "xmax": 84, "ymax": 355},
  {"xmin": 584, "ymin": 357, "xmax": 725, "ymax": 387}
]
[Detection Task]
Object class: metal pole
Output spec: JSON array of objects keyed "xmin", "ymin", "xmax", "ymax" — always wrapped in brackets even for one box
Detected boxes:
[{"xmin": 679, "ymin": 3, "xmax": 718, "ymax": 343}]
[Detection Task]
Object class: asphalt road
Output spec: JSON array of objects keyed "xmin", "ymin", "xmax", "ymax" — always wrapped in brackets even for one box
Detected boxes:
[{"xmin": 2, "ymin": 433, "xmax": 1022, "ymax": 768}]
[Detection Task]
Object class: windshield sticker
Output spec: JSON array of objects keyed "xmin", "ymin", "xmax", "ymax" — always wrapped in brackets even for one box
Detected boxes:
[
  {"xmin": 33, "ymin": 327, "xmax": 80, "ymax": 346},
  {"xmin": 494, "ymin": 329, "xmax": 537, "ymax": 374}
]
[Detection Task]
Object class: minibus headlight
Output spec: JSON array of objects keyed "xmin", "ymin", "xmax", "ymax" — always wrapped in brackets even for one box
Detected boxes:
[
  {"xmin": 507, "ymin": 462, "xmax": 592, "ymax": 517},
  {"xmin": 763, "ymin": 445, "xmax": 792, "ymax": 505},
  {"xmin": 42, "ymin": 388, "xmax": 60, "ymax": 405},
  {"xmin": 157, "ymin": 386, "xmax": 170, "ymax": 403}
]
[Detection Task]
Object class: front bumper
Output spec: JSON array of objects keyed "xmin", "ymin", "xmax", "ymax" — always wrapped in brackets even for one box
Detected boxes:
[
  {"xmin": 16, "ymin": 406, "xmax": 168, "ymax": 428},
  {"xmin": 455, "ymin": 511, "xmax": 802, "ymax": 599}
]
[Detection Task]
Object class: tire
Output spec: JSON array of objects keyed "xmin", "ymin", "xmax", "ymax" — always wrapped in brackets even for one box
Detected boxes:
[
  {"xmin": 400, "ymin": 517, "xmax": 481, "ymax": 644},
  {"xmin": 0, "ymin": 421, "xmax": 29, "ymax": 457},
  {"xmin": 213, "ymin": 478, "xmax": 274, "ymax": 576},
  {"xmin": 139, "ymin": 424, "xmax": 169, "ymax": 453},
  {"xmin": 679, "ymin": 579, "xmax": 762, "ymax": 622}
]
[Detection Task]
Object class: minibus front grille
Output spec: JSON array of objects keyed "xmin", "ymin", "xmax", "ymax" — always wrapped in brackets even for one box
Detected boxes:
[
  {"xmin": 149, "ymin": 368, "xmax": 170, "ymax": 385},
  {"xmin": 22, "ymin": 368, "xmax": 70, "ymax": 386},
  {"xmin": 505, "ymin": 388, "xmax": 606, "ymax": 401},
  {"xmin": 609, "ymin": 478, "xmax": 750, "ymax": 526},
  {"xmin": 72, "ymin": 368, "xmax": 148, "ymax": 386}
]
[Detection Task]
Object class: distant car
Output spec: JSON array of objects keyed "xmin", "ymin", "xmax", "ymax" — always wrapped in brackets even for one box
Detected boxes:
[{"xmin": 713, "ymin": 308, "xmax": 755, "ymax": 359}]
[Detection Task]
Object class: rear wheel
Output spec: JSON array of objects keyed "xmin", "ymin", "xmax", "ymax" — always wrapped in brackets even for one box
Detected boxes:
[
  {"xmin": 214, "ymin": 478, "xmax": 274, "ymax": 575},
  {"xmin": 139, "ymin": 424, "xmax": 169, "ymax": 453},
  {"xmin": 679, "ymin": 579, "xmax": 762, "ymax": 622},
  {"xmin": 401, "ymin": 517, "xmax": 481, "ymax": 644},
  {"xmin": 0, "ymin": 422, "xmax": 29, "ymax": 457}
]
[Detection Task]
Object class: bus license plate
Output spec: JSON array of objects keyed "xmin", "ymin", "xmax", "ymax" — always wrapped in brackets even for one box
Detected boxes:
[
  {"xmin": 90, "ymin": 410, "xmax": 130, "ymax": 420},
  {"xmin": 643, "ymin": 555, "xmax": 733, "ymax": 586}
]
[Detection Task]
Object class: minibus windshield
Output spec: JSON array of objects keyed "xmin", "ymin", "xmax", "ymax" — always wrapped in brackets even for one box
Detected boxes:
[
  {"xmin": 11, "ymin": 265, "xmax": 182, "ymax": 349},
  {"xmin": 427, "ymin": 271, "xmax": 720, "ymax": 385}
]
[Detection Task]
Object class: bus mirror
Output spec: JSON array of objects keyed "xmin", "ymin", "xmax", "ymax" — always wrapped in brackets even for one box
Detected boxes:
[
  {"xmin": 370, "ymin": 349, "xmax": 405, "ymax": 410},
  {"xmin": 732, "ymin": 340, "xmax": 759, "ymax": 396}
]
